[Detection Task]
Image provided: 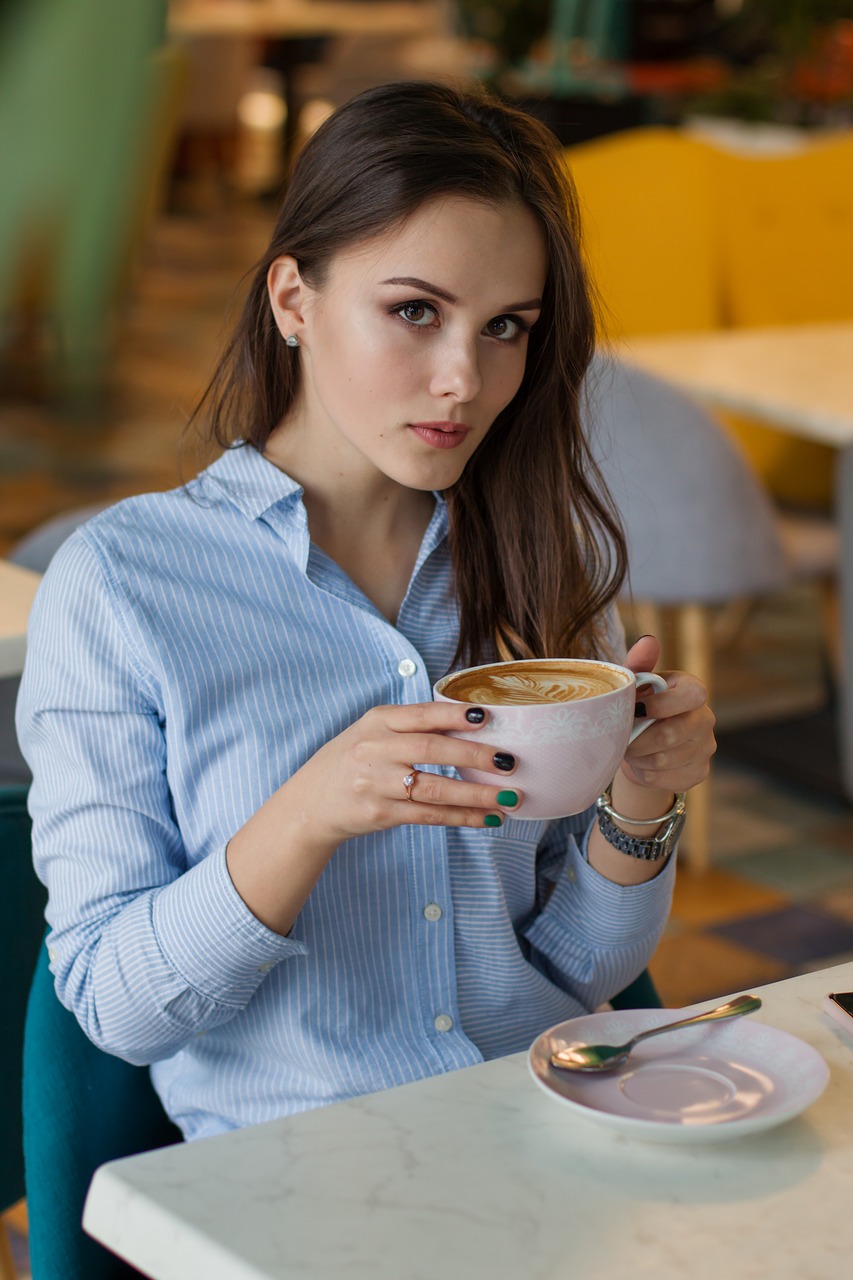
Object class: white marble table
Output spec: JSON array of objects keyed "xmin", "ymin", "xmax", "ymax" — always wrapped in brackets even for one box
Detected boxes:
[
  {"xmin": 83, "ymin": 961, "xmax": 853, "ymax": 1280},
  {"xmin": 0, "ymin": 560, "xmax": 41, "ymax": 678},
  {"xmin": 618, "ymin": 322, "xmax": 853, "ymax": 799}
]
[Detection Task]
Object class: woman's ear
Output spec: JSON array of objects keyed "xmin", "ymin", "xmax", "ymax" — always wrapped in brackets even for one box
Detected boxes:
[{"xmin": 267, "ymin": 256, "xmax": 309, "ymax": 344}]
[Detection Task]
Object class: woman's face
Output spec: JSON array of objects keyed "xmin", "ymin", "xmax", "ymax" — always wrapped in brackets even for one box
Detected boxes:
[{"xmin": 267, "ymin": 195, "xmax": 548, "ymax": 495}]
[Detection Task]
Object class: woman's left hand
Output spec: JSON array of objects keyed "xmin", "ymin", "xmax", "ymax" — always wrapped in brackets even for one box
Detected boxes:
[{"xmin": 620, "ymin": 634, "xmax": 716, "ymax": 795}]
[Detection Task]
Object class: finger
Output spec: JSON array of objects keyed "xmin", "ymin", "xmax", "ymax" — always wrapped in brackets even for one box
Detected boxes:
[
  {"xmin": 622, "ymin": 722, "xmax": 717, "ymax": 790},
  {"xmin": 371, "ymin": 701, "xmax": 493, "ymax": 733},
  {"xmin": 628, "ymin": 705, "xmax": 704, "ymax": 753},
  {"xmin": 627, "ymin": 733, "xmax": 716, "ymax": 776},
  {"xmin": 637, "ymin": 671, "xmax": 709, "ymax": 719},
  {"xmin": 352, "ymin": 723, "xmax": 520, "ymax": 779},
  {"xmin": 401, "ymin": 794, "xmax": 519, "ymax": 829},
  {"xmin": 621, "ymin": 754, "xmax": 714, "ymax": 792},
  {"xmin": 624, "ymin": 634, "xmax": 661, "ymax": 675},
  {"xmin": 403, "ymin": 732, "xmax": 519, "ymax": 777},
  {"xmin": 401, "ymin": 770, "xmax": 523, "ymax": 817},
  {"xmin": 627, "ymin": 706, "xmax": 716, "ymax": 761}
]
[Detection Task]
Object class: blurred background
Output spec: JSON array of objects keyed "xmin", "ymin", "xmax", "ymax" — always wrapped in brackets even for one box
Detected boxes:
[{"xmin": 3, "ymin": 2, "xmax": 853, "ymax": 1265}]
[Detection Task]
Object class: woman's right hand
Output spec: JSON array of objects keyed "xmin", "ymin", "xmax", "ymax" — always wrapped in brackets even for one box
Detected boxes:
[
  {"xmin": 225, "ymin": 702, "xmax": 520, "ymax": 936},
  {"xmin": 291, "ymin": 701, "xmax": 520, "ymax": 845}
]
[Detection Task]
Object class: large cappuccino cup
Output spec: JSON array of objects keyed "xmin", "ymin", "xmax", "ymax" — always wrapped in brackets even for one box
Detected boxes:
[{"xmin": 433, "ymin": 658, "xmax": 667, "ymax": 821}]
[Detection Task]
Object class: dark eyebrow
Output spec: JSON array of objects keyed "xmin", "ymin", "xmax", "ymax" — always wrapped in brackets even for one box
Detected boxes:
[{"xmin": 381, "ymin": 276, "xmax": 542, "ymax": 312}]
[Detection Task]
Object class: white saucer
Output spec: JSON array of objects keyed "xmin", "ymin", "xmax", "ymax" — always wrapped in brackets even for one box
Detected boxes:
[{"xmin": 528, "ymin": 1006, "xmax": 829, "ymax": 1143}]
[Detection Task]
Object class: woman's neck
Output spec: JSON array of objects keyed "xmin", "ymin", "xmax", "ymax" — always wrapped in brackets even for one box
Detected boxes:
[
  {"xmin": 313, "ymin": 489, "xmax": 437, "ymax": 625},
  {"xmin": 264, "ymin": 428, "xmax": 435, "ymax": 624}
]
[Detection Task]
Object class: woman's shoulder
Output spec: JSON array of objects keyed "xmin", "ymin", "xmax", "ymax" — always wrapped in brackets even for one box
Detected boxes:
[
  {"xmin": 73, "ymin": 454, "xmax": 255, "ymax": 555},
  {"xmin": 32, "ymin": 473, "xmax": 237, "ymax": 620},
  {"xmin": 78, "ymin": 445, "xmax": 301, "ymax": 557},
  {"xmin": 35, "ymin": 447, "xmax": 306, "ymax": 623}
]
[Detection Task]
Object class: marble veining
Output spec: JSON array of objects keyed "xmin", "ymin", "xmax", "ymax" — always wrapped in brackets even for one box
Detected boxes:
[{"xmin": 83, "ymin": 962, "xmax": 853, "ymax": 1279}]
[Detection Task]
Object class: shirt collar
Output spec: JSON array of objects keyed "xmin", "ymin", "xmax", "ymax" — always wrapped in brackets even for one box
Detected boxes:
[
  {"xmin": 204, "ymin": 443, "xmax": 305, "ymax": 520},
  {"xmin": 202, "ymin": 440, "xmax": 449, "ymax": 550}
]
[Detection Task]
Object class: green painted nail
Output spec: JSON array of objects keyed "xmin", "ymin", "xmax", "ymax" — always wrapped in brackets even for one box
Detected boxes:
[
  {"xmin": 484, "ymin": 813, "xmax": 503, "ymax": 827},
  {"xmin": 497, "ymin": 790, "xmax": 519, "ymax": 807}
]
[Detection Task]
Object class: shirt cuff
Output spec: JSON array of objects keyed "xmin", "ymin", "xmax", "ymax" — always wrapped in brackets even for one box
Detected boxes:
[
  {"xmin": 524, "ymin": 833, "xmax": 675, "ymax": 956},
  {"xmin": 153, "ymin": 843, "xmax": 307, "ymax": 1005}
]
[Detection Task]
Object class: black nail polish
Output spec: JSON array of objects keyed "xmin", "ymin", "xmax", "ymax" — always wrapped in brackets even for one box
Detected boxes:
[
  {"xmin": 465, "ymin": 707, "xmax": 486, "ymax": 724},
  {"xmin": 493, "ymin": 752, "xmax": 515, "ymax": 772},
  {"xmin": 635, "ymin": 702, "xmax": 647, "ymax": 718}
]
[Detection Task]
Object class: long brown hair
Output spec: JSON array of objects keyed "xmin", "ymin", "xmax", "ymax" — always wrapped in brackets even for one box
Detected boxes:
[{"xmin": 191, "ymin": 80, "xmax": 627, "ymax": 666}]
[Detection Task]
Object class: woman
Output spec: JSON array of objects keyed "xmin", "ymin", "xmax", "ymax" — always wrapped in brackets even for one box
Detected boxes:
[{"xmin": 18, "ymin": 81, "xmax": 715, "ymax": 1140}]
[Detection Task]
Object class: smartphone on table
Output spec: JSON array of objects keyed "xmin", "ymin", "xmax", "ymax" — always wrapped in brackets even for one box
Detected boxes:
[{"xmin": 824, "ymin": 991, "xmax": 853, "ymax": 1032}]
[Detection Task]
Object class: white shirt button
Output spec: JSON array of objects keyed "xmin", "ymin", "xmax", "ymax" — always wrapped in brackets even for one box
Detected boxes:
[
  {"xmin": 258, "ymin": 961, "xmax": 275, "ymax": 973},
  {"xmin": 423, "ymin": 902, "xmax": 443, "ymax": 922},
  {"xmin": 434, "ymin": 1013, "xmax": 454, "ymax": 1033},
  {"xmin": 397, "ymin": 658, "xmax": 417, "ymax": 678},
  {"xmin": 48, "ymin": 947, "xmax": 58, "ymax": 963}
]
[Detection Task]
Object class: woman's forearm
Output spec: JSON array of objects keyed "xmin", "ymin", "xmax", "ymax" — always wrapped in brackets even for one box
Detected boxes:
[{"xmin": 585, "ymin": 771, "xmax": 676, "ymax": 885}]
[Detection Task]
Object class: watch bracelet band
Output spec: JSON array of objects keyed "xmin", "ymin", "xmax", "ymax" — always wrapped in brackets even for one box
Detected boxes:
[
  {"xmin": 597, "ymin": 786, "xmax": 685, "ymax": 827},
  {"xmin": 595, "ymin": 788, "xmax": 687, "ymax": 861}
]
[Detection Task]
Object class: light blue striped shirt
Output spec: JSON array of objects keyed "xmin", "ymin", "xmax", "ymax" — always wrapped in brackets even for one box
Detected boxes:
[{"xmin": 17, "ymin": 444, "xmax": 673, "ymax": 1140}]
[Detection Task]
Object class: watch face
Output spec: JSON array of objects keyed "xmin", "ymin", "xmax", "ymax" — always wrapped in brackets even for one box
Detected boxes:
[
  {"xmin": 658, "ymin": 811, "xmax": 686, "ymax": 860},
  {"xmin": 668, "ymin": 810, "xmax": 687, "ymax": 843}
]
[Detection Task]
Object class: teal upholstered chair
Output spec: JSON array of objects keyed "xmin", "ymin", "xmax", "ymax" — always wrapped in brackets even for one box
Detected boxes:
[
  {"xmin": 610, "ymin": 967, "xmax": 661, "ymax": 1010},
  {"xmin": 0, "ymin": 782, "xmax": 181, "ymax": 1280},
  {"xmin": 0, "ymin": 784, "xmax": 47, "ymax": 1274},
  {"xmin": 24, "ymin": 942, "xmax": 182, "ymax": 1279}
]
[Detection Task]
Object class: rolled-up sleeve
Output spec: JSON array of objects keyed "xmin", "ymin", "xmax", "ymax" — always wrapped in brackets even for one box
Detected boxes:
[{"xmin": 17, "ymin": 533, "xmax": 304, "ymax": 1066}]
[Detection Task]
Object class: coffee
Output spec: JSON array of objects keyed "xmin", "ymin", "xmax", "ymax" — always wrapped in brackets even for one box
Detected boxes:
[{"xmin": 441, "ymin": 659, "xmax": 629, "ymax": 707}]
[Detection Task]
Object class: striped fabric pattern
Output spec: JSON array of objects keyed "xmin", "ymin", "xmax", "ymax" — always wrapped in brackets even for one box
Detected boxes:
[{"xmin": 17, "ymin": 444, "xmax": 673, "ymax": 1140}]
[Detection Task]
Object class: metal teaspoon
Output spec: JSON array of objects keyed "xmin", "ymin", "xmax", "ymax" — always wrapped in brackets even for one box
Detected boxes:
[{"xmin": 549, "ymin": 993, "xmax": 762, "ymax": 1073}]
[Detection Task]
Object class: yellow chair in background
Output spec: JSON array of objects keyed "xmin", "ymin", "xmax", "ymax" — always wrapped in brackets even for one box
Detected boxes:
[
  {"xmin": 714, "ymin": 132, "xmax": 853, "ymax": 329},
  {"xmin": 563, "ymin": 124, "xmax": 850, "ymax": 517},
  {"xmin": 563, "ymin": 128, "xmax": 853, "ymax": 515},
  {"xmin": 709, "ymin": 134, "xmax": 853, "ymax": 512},
  {"xmin": 564, "ymin": 127, "xmax": 720, "ymax": 339}
]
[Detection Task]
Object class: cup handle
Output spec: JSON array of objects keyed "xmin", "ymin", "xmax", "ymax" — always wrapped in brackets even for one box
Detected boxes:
[{"xmin": 627, "ymin": 671, "xmax": 668, "ymax": 744}]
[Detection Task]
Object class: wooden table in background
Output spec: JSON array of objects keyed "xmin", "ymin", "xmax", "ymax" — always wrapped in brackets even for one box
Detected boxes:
[
  {"xmin": 167, "ymin": 0, "xmax": 445, "ymax": 170},
  {"xmin": 619, "ymin": 323, "xmax": 853, "ymax": 448},
  {"xmin": 167, "ymin": 0, "xmax": 443, "ymax": 40}
]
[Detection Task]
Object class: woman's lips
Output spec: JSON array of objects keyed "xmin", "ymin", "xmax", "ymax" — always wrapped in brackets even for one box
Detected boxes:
[{"xmin": 408, "ymin": 422, "xmax": 471, "ymax": 449}]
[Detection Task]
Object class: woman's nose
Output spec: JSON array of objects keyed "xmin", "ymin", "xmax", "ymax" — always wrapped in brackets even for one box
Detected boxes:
[{"xmin": 430, "ymin": 339, "xmax": 483, "ymax": 403}]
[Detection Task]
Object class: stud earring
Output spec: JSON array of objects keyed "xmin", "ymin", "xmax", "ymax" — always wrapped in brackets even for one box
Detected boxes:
[{"xmin": 284, "ymin": 334, "xmax": 299, "ymax": 348}]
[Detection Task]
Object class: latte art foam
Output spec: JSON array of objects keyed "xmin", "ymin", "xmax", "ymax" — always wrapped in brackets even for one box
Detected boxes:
[{"xmin": 443, "ymin": 661, "xmax": 628, "ymax": 706}]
